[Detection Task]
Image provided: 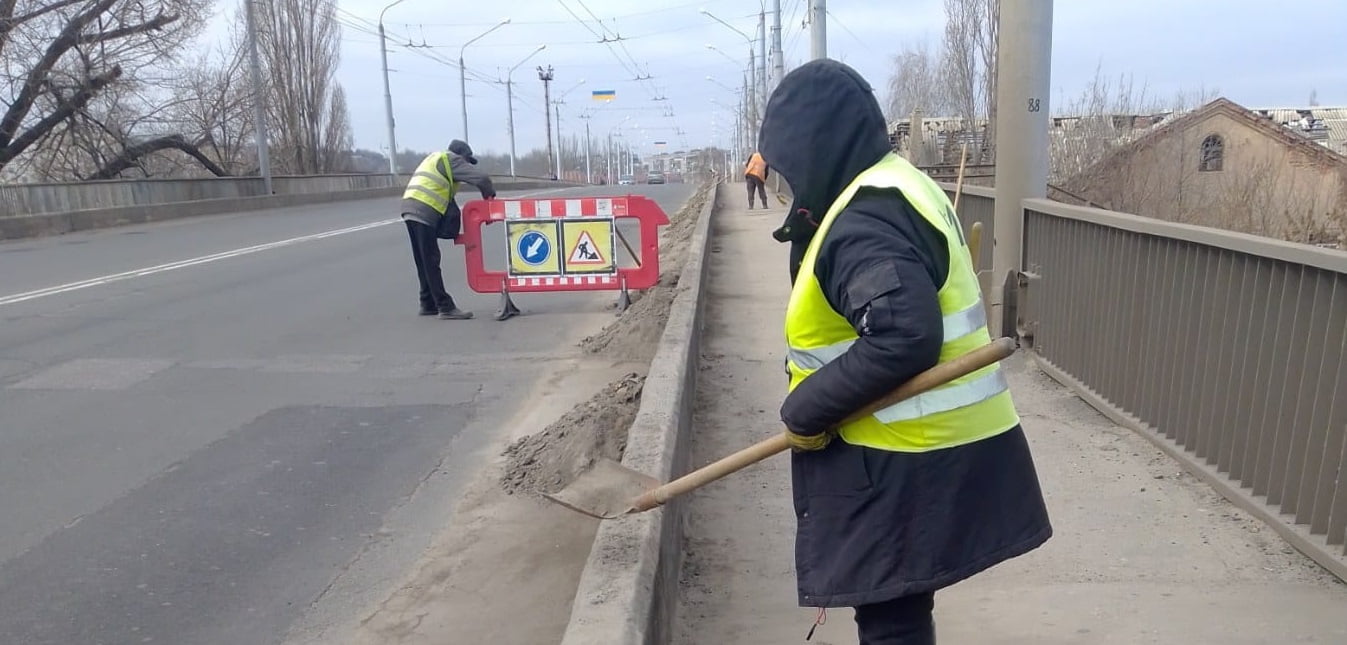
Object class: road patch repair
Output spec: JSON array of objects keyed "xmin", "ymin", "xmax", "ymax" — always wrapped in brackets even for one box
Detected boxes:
[{"xmin": 326, "ymin": 181, "xmax": 718, "ymax": 645}]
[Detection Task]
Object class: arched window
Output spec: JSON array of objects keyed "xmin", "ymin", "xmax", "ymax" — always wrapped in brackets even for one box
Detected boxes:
[{"xmin": 1200, "ymin": 134, "xmax": 1224, "ymax": 172}]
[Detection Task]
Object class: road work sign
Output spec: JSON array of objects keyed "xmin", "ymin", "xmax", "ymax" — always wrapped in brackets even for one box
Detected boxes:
[
  {"xmin": 562, "ymin": 220, "xmax": 615, "ymax": 274},
  {"xmin": 457, "ymin": 195, "xmax": 670, "ymax": 319},
  {"xmin": 507, "ymin": 221, "xmax": 560, "ymax": 275}
]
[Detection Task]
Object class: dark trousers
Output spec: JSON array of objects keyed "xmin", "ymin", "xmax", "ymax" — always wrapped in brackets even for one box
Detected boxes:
[
  {"xmin": 853, "ymin": 593, "xmax": 936, "ymax": 645},
  {"xmin": 405, "ymin": 220, "xmax": 456, "ymax": 312},
  {"xmin": 746, "ymin": 175, "xmax": 766, "ymax": 207}
]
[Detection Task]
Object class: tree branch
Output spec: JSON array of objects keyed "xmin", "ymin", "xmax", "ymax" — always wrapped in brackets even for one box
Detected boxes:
[
  {"xmin": 0, "ymin": 65, "xmax": 122, "ymax": 170},
  {"xmin": 0, "ymin": 0, "xmax": 120, "ymax": 148},
  {"xmin": 84, "ymin": 133, "xmax": 230, "ymax": 179},
  {"xmin": 77, "ymin": 12, "xmax": 179, "ymax": 46}
]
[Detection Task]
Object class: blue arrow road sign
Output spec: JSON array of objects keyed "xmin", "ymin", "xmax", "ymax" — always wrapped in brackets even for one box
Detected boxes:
[{"xmin": 517, "ymin": 230, "xmax": 551, "ymax": 266}]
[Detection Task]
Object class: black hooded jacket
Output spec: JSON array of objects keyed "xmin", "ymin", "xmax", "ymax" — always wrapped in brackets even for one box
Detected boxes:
[
  {"xmin": 757, "ymin": 60, "xmax": 1052, "ymax": 610},
  {"xmin": 760, "ymin": 60, "xmax": 951, "ymax": 436}
]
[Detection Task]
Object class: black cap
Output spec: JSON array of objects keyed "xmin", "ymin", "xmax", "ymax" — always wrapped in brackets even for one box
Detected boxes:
[{"xmin": 448, "ymin": 139, "xmax": 478, "ymax": 164}]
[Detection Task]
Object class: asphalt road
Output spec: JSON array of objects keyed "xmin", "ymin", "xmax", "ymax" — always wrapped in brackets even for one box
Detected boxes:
[{"xmin": 0, "ymin": 182, "xmax": 695, "ymax": 645}]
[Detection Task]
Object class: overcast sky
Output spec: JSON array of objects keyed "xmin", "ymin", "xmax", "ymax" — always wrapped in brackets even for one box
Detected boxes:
[{"xmin": 211, "ymin": 0, "xmax": 1347, "ymax": 161}]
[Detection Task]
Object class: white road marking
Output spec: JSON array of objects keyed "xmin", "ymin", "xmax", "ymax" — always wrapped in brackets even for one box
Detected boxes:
[{"xmin": 0, "ymin": 185, "xmax": 583, "ymax": 307}]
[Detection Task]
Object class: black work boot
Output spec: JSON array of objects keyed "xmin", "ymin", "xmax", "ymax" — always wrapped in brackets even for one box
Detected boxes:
[{"xmin": 438, "ymin": 308, "xmax": 474, "ymax": 320}]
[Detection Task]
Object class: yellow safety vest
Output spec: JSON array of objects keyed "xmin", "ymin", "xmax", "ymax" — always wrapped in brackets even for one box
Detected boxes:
[
  {"xmin": 402, "ymin": 152, "xmax": 458, "ymax": 214},
  {"xmin": 784, "ymin": 153, "xmax": 1019, "ymax": 452}
]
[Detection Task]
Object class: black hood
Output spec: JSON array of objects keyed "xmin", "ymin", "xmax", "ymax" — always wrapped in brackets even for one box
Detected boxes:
[{"xmin": 759, "ymin": 59, "xmax": 892, "ymax": 242}]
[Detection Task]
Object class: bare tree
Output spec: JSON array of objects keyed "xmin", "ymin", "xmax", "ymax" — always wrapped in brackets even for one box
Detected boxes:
[
  {"xmin": 937, "ymin": 0, "xmax": 998, "ymax": 162},
  {"xmin": 254, "ymin": 0, "xmax": 352, "ymax": 174},
  {"xmin": 940, "ymin": 0, "xmax": 980, "ymax": 130},
  {"xmin": 885, "ymin": 42, "xmax": 949, "ymax": 121},
  {"xmin": 0, "ymin": 0, "xmax": 212, "ymax": 177}
]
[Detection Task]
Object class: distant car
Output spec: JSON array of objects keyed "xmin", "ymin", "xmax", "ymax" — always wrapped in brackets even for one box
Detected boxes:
[
  {"xmin": 618, "ymin": 174, "xmax": 635, "ymax": 185},
  {"xmin": 646, "ymin": 172, "xmax": 666, "ymax": 184}
]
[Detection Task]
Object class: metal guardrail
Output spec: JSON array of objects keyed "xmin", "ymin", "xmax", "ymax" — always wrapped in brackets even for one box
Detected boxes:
[
  {"xmin": 0, "ymin": 174, "xmax": 401, "ymax": 217},
  {"xmin": 1014, "ymin": 198, "xmax": 1347, "ymax": 579},
  {"xmin": 943, "ymin": 183, "xmax": 1347, "ymax": 579}
]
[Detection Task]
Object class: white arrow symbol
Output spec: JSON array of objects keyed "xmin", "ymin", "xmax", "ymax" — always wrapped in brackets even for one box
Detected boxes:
[{"xmin": 527, "ymin": 236, "xmax": 544, "ymax": 258}]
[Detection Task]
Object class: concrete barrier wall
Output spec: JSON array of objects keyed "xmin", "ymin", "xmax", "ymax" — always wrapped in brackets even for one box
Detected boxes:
[
  {"xmin": 559, "ymin": 181, "xmax": 719, "ymax": 645},
  {"xmin": 0, "ymin": 174, "xmax": 402, "ymax": 217},
  {"xmin": 0, "ymin": 178, "xmax": 572, "ymax": 241}
]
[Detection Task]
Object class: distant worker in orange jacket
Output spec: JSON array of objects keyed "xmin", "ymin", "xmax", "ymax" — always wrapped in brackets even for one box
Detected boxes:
[{"xmin": 745, "ymin": 151, "xmax": 769, "ymax": 209}]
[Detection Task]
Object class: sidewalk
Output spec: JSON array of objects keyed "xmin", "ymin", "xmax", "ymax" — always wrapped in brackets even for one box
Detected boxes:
[{"xmin": 671, "ymin": 194, "xmax": 1347, "ymax": 644}]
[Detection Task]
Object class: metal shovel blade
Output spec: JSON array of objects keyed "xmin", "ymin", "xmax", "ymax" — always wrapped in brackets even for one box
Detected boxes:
[{"xmin": 541, "ymin": 458, "xmax": 662, "ymax": 520}]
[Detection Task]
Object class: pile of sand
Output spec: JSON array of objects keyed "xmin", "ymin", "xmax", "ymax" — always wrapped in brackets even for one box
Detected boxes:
[
  {"xmin": 579, "ymin": 183, "xmax": 712, "ymax": 359},
  {"xmin": 500, "ymin": 373, "xmax": 645, "ymax": 496}
]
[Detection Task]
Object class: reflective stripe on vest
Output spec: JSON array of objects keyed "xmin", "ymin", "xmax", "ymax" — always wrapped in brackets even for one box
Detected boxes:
[
  {"xmin": 783, "ymin": 152, "xmax": 1019, "ymax": 453},
  {"xmin": 402, "ymin": 153, "xmax": 457, "ymax": 214},
  {"xmin": 787, "ymin": 300, "xmax": 988, "ymax": 371}
]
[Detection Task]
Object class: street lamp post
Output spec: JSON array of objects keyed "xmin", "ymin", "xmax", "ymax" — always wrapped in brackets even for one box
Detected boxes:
[
  {"xmin": 706, "ymin": 43, "xmax": 755, "ymax": 154},
  {"xmin": 378, "ymin": 0, "xmax": 410, "ymax": 176},
  {"xmin": 701, "ymin": 9, "xmax": 762, "ymax": 131},
  {"xmin": 504, "ymin": 44, "xmax": 546, "ymax": 177},
  {"xmin": 551, "ymin": 79, "xmax": 584, "ymax": 180},
  {"xmin": 460, "ymin": 18, "xmax": 510, "ymax": 143}
]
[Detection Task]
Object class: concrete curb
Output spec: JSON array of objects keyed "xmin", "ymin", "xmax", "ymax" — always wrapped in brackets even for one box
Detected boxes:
[
  {"xmin": 0, "ymin": 180, "xmax": 571, "ymax": 241},
  {"xmin": 559, "ymin": 181, "xmax": 720, "ymax": 645}
]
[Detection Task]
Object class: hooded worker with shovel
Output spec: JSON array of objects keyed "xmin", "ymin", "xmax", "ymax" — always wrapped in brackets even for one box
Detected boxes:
[{"xmin": 761, "ymin": 60, "xmax": 1052, "ymax": 643}]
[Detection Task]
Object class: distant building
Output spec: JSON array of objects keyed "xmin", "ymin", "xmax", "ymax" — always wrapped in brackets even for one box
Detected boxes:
[{"xmin": 1065, "ymin": 98, "xmax": 1347, "ymax": 247}]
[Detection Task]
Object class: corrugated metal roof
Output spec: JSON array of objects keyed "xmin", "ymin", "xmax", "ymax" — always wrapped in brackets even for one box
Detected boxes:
[{"xmin": 1250, "ymin": 107, "xmax": 1347, "ymax": 155}]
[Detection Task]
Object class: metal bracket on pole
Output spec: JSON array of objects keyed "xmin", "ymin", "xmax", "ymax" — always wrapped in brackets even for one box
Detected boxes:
[{"xmin": 495, "ymin": 279, "xmax": 521, "ymax": 321}]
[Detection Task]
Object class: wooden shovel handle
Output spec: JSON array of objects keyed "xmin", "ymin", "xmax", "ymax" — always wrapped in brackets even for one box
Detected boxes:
[{"xmin": 630, "ymin": 337, "xmax": 1017, "ymax": 512}]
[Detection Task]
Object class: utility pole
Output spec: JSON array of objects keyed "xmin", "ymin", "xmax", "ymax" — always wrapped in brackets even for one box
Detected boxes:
[
  {"xmin": 810, "ymin": 0, "xmax": 826, "ymax": 60},
  {"xmin": 757, "ymin": 10, "xmax": 768, "ymax": 107},
  {"xmin": 553, "ymin": 100, "xmax": 563, "ymax": 180},
  {"xmin": 244, "ymin": 0, "xmax": 273, "ymax": 193},
  {"xmin": 771, "ymin": 0, "xmax": 784, "ymax": 91},
  {"xmin": 743, "ymin": 71, "xmax": 755, "ymax": 156},
  {"xmin": 538, "ymin": 65, "xmax": 555, "ymax": 179},
  {"xmin": 503, "ymin": 45, "xmax": 545, "ymax": 178},
  {"xmin": 581, "ymin": 114, "xmax": 592, "ymax": 184},
  {"xmin": 506, "ymin": 78, "xmax": 517, "ymax": 176},
  {"xmin": 990, "ymin": 0, "xmax": 1053, "ymax": 336}
]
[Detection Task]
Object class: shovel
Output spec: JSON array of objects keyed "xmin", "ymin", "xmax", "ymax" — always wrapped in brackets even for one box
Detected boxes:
[{"xmin": 543, "ymin": 337, "xmax": 1018, "ymax": 519}]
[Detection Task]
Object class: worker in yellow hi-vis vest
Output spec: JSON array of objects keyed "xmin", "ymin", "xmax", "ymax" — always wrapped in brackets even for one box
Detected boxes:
[
  {"xmin": 400, "ymin": 140, "xmax": 496, "ymax": 320},
  {"xmin": 744, "ymin": 151, "xmax": 769, "ymax": 209},
  {"xmin": 760, "ymin": 59, "xmax": 1051, "ymax": 644}
]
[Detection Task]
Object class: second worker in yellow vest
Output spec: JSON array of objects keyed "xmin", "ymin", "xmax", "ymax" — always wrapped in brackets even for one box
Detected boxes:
[
  {"xmin": 759, "ymin": 59, "xmax": 1051, "ymax": 644},
  {"xmin": 401, "ymin": 140, "xmax": 496, "ymax": 320}
]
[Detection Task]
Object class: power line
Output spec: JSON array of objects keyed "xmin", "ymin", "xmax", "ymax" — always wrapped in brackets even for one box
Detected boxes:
[{"xmin": 826, "ymin": 8, "xmax": 878, "ymax": 57}]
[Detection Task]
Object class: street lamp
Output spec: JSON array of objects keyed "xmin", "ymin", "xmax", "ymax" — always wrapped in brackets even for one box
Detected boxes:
[
  {"xmin": 706, "ymin": 75, "xmax": 738, "ymax": 94},
  {"xmin": 705, "ymin": 43, "xmax": 740, "ymax": 66},
  {"xmin": 701, "ymin": 8, "xmax": 764, "ymax": 115},
  {"xmin": 505, "ymin": 44, "xmax": 546, "ymax": 177},
  {"xmin": 460, "ymin": 18, "xmax": 510, "ymax": 143},
  {"xmin": 378, "ymin": 0, "xmax": 411, "ymax": 175}
]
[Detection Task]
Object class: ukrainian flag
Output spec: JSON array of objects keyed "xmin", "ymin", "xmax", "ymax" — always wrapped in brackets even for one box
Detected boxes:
[{"xmin": 591, "ymin": 90, "xmax": 616, "ymax": 102}]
